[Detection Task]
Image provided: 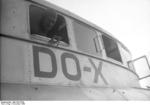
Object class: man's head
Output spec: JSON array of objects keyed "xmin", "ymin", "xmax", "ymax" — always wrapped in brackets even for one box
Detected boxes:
[{"xmin": 40, "ymin": 10, "xmax": 57, "ymax": 33}]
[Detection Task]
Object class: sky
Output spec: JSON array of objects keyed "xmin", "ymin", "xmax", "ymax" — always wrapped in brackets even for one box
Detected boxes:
[{"xmin": 46, "ymin": 0, "xmax": 150, "ymax": 59}]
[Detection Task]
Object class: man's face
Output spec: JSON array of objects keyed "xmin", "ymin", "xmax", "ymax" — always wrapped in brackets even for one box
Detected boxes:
[{"xmin": 43, "ymin": 16, "xmax": 56, "ymax": 32}]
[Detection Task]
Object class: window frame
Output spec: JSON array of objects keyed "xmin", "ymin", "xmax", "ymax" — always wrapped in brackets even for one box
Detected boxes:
[
  {"xmin": 28, "ymin": 4, "xmax": 70, "ymax": 47},
  {"xmin": 101, "ymin": 34, "xmax": 123, "ymax": 63},
  {"xmin": 72, "ymin": 20, "xmax": 103, "ymax": 57}
]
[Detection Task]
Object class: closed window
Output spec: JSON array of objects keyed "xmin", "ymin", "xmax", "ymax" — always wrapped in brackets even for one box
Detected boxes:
[
  {"xmin": 102, "ymin": 35, "xmax": 122, "ymax": 62},
  {"xmin": 73, "ymin": 21, "xmax": 100, "ymax": 56},
  {"xmin": 29, "ymin": 5, "xmax": 69, "ymax": 45}
]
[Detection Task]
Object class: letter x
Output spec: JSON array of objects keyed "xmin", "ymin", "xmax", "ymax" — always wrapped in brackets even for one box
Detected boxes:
[{"xmin": 89, "ymin": 58, "xmax": 108, "ymax": 84}]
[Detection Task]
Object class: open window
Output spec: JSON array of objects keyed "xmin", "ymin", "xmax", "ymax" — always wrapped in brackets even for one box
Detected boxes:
[
  {"xmin": 131, "ymin": 56, "xmax": 150, "ymax": 88},
  {"xmin": 102, "ymin": 35, "xmax": 122, "ymax": 62},
  {"xmin": 132, "ymin": 56, "xmax": 150, "ymax": 79},
  {"xmin": 29, "ymin": 5, "xmax": 69, "ymax": 46}
]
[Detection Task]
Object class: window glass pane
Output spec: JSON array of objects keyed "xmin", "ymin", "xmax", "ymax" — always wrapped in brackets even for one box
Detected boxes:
[
  {"xmin": 133, "ymin": 56, "xmax": 150, "ymax": 78},
  {"xmin": 102, "ymin": 35, "xmax": 122, "ymax": 62},
  {"xmin": 29, "ymin": 5, "xmax": 69, "ymax": 44},
  {"xmin": 73, "ymin": 22, "xmax": 98, "ymax": 55}
]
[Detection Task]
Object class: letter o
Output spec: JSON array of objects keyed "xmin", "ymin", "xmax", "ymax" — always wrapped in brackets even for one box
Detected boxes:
[{"xmin": 61, "ymin": 53, "xmax": 81, "ymax": 81}]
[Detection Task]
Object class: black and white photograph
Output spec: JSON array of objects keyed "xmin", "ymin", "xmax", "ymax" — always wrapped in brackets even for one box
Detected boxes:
[{"xmin": 0, "ymin": 0, "xmax": 150, "ymax": 102}]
